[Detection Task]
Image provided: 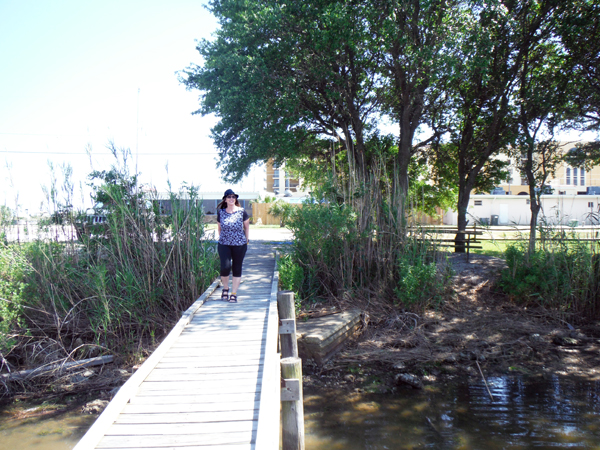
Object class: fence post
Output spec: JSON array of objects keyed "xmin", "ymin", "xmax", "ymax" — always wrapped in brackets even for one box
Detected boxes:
[
  {"xmin": 277, "ymin": 290, "xmax": 298, "ymax": 358},
  {"xmin": 281, "ymin": 357, "xmax": 304, "ymax": 450},
  {"xmin": 278, "ymin": 290, "xmax": 304, "ymax": 450}
]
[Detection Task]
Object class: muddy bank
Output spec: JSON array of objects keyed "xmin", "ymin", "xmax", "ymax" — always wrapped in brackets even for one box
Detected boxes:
[{"xmin": 302, "ymin": 254, "xmax": 600, "ymax": 392}]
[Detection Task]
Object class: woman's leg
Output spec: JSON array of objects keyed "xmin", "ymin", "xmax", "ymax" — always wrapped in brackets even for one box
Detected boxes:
[
  {"xmin": 229, "ymin": 244, "xmax": 248, "ymax": 295},
  {"xmin": 218, "ymin": 243, "xmax": 233, "ymax": 290}
]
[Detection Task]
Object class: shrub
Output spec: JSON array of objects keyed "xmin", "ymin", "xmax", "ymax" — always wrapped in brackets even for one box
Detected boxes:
[
  {"xmin": 499, "ymin": 242, "xmax": 600, "ymax": 320},
  {"xmin": 394, "ymin": 241, "xmax": 448, "ymax": 310}
]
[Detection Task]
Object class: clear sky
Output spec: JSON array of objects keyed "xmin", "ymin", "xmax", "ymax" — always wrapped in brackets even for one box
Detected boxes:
[{"xmin": 0, "ymin": 0, "xmax": 264, "ymax": 214}]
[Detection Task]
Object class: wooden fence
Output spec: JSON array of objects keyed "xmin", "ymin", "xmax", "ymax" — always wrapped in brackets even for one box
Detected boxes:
[{"xmin": 252, "ymin": 203, "xmax": 283, "ymax": 226}]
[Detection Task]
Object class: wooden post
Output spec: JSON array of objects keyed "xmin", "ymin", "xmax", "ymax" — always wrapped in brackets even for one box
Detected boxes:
[
  {"xmin": 278, "ymin": 290, "xmax": 298, "ymax": 358},
  {"xmin": 281, "ymin": 357, "xmax": 304, "ymax": 450}
]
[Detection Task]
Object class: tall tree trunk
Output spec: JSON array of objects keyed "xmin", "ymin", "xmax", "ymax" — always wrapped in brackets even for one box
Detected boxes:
[
  {"xmin": 455, "ymin": 187, "xmax": 470, "ymax": 253},
  {"xmin": 528, "ymin": 199, "xmax": 541, "ymax": 254}
]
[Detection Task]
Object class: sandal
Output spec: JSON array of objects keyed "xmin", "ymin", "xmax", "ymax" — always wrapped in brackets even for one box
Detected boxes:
[
  {"xmin": 221, "ymin": 288, "xmax": 229, "ymax": 301},
  {"xmin": 229, "ymin": 294, "xmax": 238, "ymax": 303}
]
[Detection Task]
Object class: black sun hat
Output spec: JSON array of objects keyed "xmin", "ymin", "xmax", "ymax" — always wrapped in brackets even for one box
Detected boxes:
[{"xmin": 222, "ymin": 189, "xmax": 239, "ymax": 199}]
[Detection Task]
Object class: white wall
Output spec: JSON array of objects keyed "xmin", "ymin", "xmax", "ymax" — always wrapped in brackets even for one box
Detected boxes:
[{"xmin": 442, "ymin": 195, "xmax": 600, "ymax": 226}]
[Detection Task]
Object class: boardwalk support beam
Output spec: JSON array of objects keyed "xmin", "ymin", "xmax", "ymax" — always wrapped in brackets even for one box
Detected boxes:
[{"xmin": 281, "ymin": 357, "xmax": 305, "ymax": 450}]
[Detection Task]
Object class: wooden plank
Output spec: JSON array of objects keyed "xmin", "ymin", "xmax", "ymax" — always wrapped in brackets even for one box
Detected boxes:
[
  {"xmin": 115, "ymin": 410, "xmax": 259, "ymax": 424},
  {"xmin": 138, "ymin": 378, "xmax": 261, "ymax": 390},
  {"xmin": 97, "ymin": 431, "xmax": 253, "ymax": 448},
  {"xmin": 105, "ymin": 421, "xmax": 256, "ymax": 435},
  {"xmin": 172, "ymin": 335, "xmax": 267, "ymax": 345},
  {"xmin": 162, "ymin": 348, "xmax": 264, "ymax": 358},
  {"xmin": 121, "ymin": 402, "xmax": 259, "ymax": 414},
  {"xmin": 150, "ymin": 365, "xmax": 262, "ymax": 375},
  {"xmin": 136, "ymin": 384, "xmax": 261, "ymax": 396},
  {"xmin": 144, "ymin": 371, "xmax": 261, "ymax": 383},
  {"xmin": 168, "ymin": 341, "xmax": 264, "ymax": 351},
  {"xmin": 158, "ymin": 354, "xmax": 264, "ymax": 364},
  {"xmin": 98, "ymin": 445, "xmax": 251, "ymax": 450},
  {"xmin": 129, "ymin": 393, "xmax": 260, "ymax": 405},
  {"xmin": 155, "ymin": 358, "xmax": 264, "ymax": 368},
  {"xmin": 182, "ymin": 323, "xmax": 267, "ymax": 331}
]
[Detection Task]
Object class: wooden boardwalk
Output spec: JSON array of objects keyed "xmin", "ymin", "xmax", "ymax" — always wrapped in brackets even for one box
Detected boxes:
[{"xmin": 74, "ymin": 243, "xmax": 281, "ymax": 450}]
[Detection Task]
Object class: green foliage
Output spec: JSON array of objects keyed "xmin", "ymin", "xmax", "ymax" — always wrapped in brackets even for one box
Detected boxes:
[
  {"xmin": 277, "ymin": 253, "xmax": 304, "ymax": 307},
  {"xmin": 285, "ymin": 200, "xmax": 363, "ymax": 301},
  {"xmin": 499, "ymin": 240, "xmax": 600, "ymax": 320},
  {"xmin": 0, "ymin": 244, "xmax": 30, "ymax": 354},
  {"xmin": 394, "ymin": 241, "xmax": 449, "ymax": 310},
  {"xmin": 268, "ymin": 201, "xmax": 295, "ymax": 227}
]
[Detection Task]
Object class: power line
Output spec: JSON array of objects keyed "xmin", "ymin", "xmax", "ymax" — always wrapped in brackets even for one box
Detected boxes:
[{"xmin": 0, "ymin": 150, "xmax": 218, "ymax": 155}]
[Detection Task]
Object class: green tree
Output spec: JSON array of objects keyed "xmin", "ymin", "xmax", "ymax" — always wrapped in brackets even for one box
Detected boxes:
[
  {"xmin": 449, "ymin": 0, "xmax": 558, "ymax": 251},
  {"xmin": 515, "ymin": 6, "xmax": 568, "ymax": 254},
  {"xmin": 182, "ymin": 0, "xmax": 381, "ymax": 188}
]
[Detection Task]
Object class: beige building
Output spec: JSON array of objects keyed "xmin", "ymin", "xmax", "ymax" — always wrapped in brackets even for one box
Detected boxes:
[
  {"xmin": 265, "ymin": 160, "xmax": 302, "ymax": 196},
  {"xmin": 498, "ymin": 142, "xmax": 600, "ymax": 196},
  {"xmin": 441, "ymin": 142, "xmax": 600, "ymax": 226}
]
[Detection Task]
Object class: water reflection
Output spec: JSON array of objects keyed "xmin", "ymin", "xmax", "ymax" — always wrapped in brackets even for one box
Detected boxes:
[{"xmin": 304, "ymin": 376, "xmax": 600, "ymax": 449}]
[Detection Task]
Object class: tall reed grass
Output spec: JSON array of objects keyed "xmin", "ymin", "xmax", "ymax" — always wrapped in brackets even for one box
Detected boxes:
[{"xmin": 0, "ymin": 168, "xmax": 218, "ymax": 391}]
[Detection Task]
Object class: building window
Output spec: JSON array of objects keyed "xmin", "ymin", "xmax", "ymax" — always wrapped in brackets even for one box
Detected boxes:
[
  {"xmin": 589, "ymin": 202, "xmax": 594, "ymax": 208},
  {"xmin": 526, "ymin": 199, "xmax": 530, "ymax": 205},
  {"xmin": 474, "ymin": 200, "xmax": 482, "ymax": 206},
  {"xmin": 566, "ymin": 166, "xmax": 586, "ymax": 186},
  {"xmin": 273, "ymin": 179, "xmax": 280, "ymax": 188}
]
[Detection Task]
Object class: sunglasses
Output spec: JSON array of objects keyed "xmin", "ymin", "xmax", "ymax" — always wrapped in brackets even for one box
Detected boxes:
[{"xmin": 226, "ymin": 195, "xmax": 237, "ymax": 199}]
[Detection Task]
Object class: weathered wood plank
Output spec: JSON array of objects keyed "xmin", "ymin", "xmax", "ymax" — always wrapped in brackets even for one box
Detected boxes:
[
  {"xmin": 171, "ymin": 335, "xmax": 267, "ymax": 345},
  {"xmin": 136, "ymin": 384, "xmax": 261, "ymax": 396},
  {"xmin": 105, "ymin": 420, "xmax": 256, "ymax": 435},
  {"xmin": 158, "ymin": 354, "xmax": 264, "ymax": 364},
  {"xmin": 144, "ymin": 371, "xmax": 261, "ymax": 383},
  {"xmin": 129, "ymin": 393, "xmax": 260, "ymax": 405},
  {"xmin": 98, "ymin": 445, "xmax": 251, "ymax": 450},
  {"xmin": 97, "ymin": 431, "xmax": 253, "ymax": 448},
  {"xmin": 121, "ymin": 401, "xmax": 259, "ymax": 414},
  {"xmin": 150, "ymin": 365, "xmax": 262, "ymax": 375},
  {"xmin": 162, "ymin": 348, "xmax": 264, "ymax": 358},
  {"xmin": 115, "ymin": 410, "xmax": 259, "ymax": 424}
]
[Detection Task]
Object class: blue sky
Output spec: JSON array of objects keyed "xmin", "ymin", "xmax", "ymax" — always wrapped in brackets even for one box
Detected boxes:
[{"xmin": 0, "ymin": 0, "xmax": 264, "ymax": 213}]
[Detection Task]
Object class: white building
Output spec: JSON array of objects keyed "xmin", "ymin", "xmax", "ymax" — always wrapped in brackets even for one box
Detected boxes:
[{"xmin": 443, "ymin": 194, "xmax": 600, "ymax": 226}]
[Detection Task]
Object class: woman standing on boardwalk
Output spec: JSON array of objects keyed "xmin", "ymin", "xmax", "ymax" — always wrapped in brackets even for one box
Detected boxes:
[{"xmin": 216, "ymin": 189, "xmax": 250, "ymax": 303}]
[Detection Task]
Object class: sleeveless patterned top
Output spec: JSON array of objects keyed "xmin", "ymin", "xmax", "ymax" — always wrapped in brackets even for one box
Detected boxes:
[{"xmin": 217, "ymin": 208, "xmax": 249, "ymax": 246}]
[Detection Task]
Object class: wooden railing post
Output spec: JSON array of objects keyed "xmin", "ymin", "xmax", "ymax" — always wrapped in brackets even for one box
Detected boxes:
[
  {"xmin": 278, "ymin": 290, "xmax": 304, "ymax": 450},
  {"xmin": 277, "ymin": 290, "xmax": 298, "ymax": 358},
  {"xmin": 281, "ymin": 357, "xmax": 305, "ymax": 450}
]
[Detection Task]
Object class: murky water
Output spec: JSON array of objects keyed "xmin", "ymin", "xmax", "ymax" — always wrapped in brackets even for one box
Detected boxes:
[
  {"xmin": 304, "ymin": 375, "xmax": 600, "ymax": 449},
  {"xmin": 2, "ymin": 375, "xmax": 599, "ymax": 449},
  {"xmin": 0, "ymin": 409, "xmax": 96, "ymax": 450}
]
